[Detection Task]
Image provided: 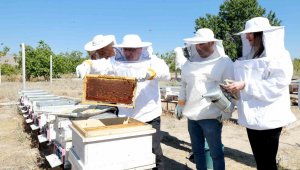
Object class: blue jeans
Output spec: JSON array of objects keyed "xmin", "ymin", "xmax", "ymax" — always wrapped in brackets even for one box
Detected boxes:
[{"xmin": 188, "ymin": 119, "xmax": 225, "ymax": 170}]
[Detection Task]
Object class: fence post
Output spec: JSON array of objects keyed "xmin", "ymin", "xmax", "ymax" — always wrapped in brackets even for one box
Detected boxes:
[
  {"xmin": 0, "ymin": 63, "xmax": 2, "ymax": 85},
  {"xmin": 50, "ymin": 55, "xmax": 52, "ymax": 84},
  {"xmin": 21, "ymin": 43, "xmax": 26, "ymax": 89},
  {"xmin": 297, "ymin": 79, "xmax": 300, "ymax": 108}
]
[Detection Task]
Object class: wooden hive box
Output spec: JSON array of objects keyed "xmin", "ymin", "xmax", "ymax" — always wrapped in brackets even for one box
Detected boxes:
[
  {"xmin": 69, "ymin": 117, "xmax": 156, "ymax": 169},
  {"xmin": 82, "ymin": 74, "xmax": 137, "ymax": 108},
  {"xmin": 71, "ymin": 117, "xmax": 152, "ymax": 138}
]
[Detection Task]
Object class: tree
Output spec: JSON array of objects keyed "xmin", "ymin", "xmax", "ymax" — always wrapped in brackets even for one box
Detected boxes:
[
  {"xmin": 57, "ymin": 51, "xmax": 86, "ymax": 74},
  {"xmin": 17, "ymin": 41, "xmax": 86, "ymax": 80},
  {"xmin": 0, "ymin": 46, "xmax": 10, "ymax": 57},
  {"xmin": 1, "ymin": 64, "xmax": 19, "ymax": 76},
  {"xmin": 17, "ymin": 41, "xmax": 54, "ymax": 80},
  {"xmin": 158, "ymin": 52, "xmax": 176, "ymax": 73},
  {"xmin": 195, "ymin": 0, "xmax": 281, "ymax": 60},
  {"xmin": 293, "ymin": 58, "xmax": 300, "ymax": 75}
]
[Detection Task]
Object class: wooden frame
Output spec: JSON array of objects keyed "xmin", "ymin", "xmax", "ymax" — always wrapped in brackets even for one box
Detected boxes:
[
  {"xmin": 71, "ymin": 117, "xmax": 152, "ymax": 138},
  {"xmin": 82, "ymin": 74, "xmax": 137, "ymax": 108}
]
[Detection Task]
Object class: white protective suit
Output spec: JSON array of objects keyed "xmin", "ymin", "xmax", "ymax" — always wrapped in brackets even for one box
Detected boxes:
[
  {"xmin": 88, "ymin": 47, "xmax": 170, "ymax": 122},
  {"xmin": 235, "ymin": 27, "xmax": 296, "ymax": 130},
  {"xmin": 178, "ymin": 43, "xmax": 234, "ymax": 120},
  {"xmin": 76, "ymin": 60, "xmax": 91, "ymax": 78}
]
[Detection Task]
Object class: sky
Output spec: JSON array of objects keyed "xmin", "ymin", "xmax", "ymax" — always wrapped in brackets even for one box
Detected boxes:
[{"xmin": 1, "ymin": 0, "xmax": 300, "ymax": 58}]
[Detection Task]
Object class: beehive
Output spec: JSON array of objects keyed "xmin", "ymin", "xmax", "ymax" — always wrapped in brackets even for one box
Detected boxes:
[{"xmin": 69, "ymin": 117, "xmax": 156, "ymax": 170}]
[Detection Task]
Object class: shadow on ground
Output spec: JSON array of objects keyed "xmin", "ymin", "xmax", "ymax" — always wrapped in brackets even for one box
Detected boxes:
[
  {"xmin": 163, "ymin": 156, "xmax": 194, "ymax": 170},
  {"xmin": 161, "ymin": 131, "xmax": 191, "ymax": 152},
  {"xmin": 161, "ymin": 129, "xmax": 257, "ymax": 168},
  {"xmin": 224, "ymin": 147, "xmax": 256, "ymax": 168}
]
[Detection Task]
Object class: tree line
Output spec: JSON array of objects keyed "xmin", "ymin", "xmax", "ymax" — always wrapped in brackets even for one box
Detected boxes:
[{"xmin": 0, "ymin": 40, "xmax": 87, "ymax": 80}]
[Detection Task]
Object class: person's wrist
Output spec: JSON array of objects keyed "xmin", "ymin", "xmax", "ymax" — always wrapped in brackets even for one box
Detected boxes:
[
  {"xmin": 240, "ymin": 81, "xmax": 245, "ymax": 90},
  {"xmin": 178, "ymin": 100, "xmax": 185, "ymax": 107},
  {"xmin": 147, "ymin": 68, "xmax": 156, "ymax": 80}
]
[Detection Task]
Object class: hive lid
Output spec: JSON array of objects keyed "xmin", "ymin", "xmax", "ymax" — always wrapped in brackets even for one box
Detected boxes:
[
  {"xmin": 82, "ymin": 74, "xmax": 137, "ymax": 108},
  {"xmin": 71, "ymin": 117, "xmax": 152, "ymax": 138}
]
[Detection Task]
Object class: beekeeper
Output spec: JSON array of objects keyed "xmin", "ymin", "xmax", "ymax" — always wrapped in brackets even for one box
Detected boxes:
[
  {"xmin": 77, "ymin": 34, "xmax": 170, "ymax": 169},
  {"xmin": 113, "ymin": 34, "xmax": 169, "ymax": 170},
  {"xmin": 176, "ymin": 28, "xmax": 234, "ymax": 170},
  {"xmin": 223, "ymin": 17, "xmax": 296, "ymax": 170},
  {"xmin": 76, "ymin": 34, "xmax": 116, "ymax": 78}
]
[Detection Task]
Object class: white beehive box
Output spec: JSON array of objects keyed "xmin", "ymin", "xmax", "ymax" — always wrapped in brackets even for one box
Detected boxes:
[
  {"xmin": 69, "ymin": 117, "xmax": 156, "ymax": 170},
  {"xmin": 22, "ymin": 94, "xmax": 52, "ymax": 107},
  {"xmin": 18, "ymin": 89, "xmax": 45, "ymax": 95},
  {"xmin": 35, "ymin": 99, "xmax": 79, "ymax": 112},
  {"xmin": 30, "ymin": 96, "xmax": 62, "ymax": 110},
  {"xmin": 18, "ymin": 90, "xmax": 48, "ymax": 100},
  {"xmin": 54, "ymin": 117, "xmax": 73, "ymax": 145}
]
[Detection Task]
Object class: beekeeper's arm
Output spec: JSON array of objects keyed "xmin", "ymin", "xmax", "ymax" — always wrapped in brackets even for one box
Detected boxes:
[
  {"xmin": 138, "ymin": 55, "xmax": 170, "ymax": 81},
  {"xmin": 90, "ymin": 58, "xmax": 114, "ymax": 75},
  {"xmin": 226, "ymin": 53, "xmax": 293, "ymax": 102},
  {"xmin": 244, "ymin": 55, "xmax": 293, "ymax": 102},
  {"xmin": 151, "ymin": 56, "xmax": 170, "ymax": 80},
  {"xmin": 220, "ymin": 57, "xmax": 234, "ymax": 83},
  {"xmin": 76, "ymin": 58, "xmax": 114, "ymax": 79},
  {"xmin": 175, "ymin": 73, "xmax": 187, "ymax": 120},
  {"xmin": 178, "ymin": 80, "xmax": 187, "ymax": 107},
  {"xmin": 76, "ymin": 60, "xmax": 92, "ymax": 79}
]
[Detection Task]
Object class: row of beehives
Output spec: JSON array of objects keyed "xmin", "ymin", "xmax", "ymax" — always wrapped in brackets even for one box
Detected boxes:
[
  {"xmin": 18, "ymin": 89, "xmax": 119, "ymax": 169},
  {"xmin": 18, "ymin": 89, "xmax": 156, "ymax": 170}
]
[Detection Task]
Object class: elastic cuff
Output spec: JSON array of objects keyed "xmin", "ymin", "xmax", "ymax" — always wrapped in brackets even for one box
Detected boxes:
[{"xmin": 177, "ymin": 100, "xmax": 185, "ymax": 106}]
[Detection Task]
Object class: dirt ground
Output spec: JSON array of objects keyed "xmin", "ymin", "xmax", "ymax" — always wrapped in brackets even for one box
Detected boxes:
[
  {"xmin": 0, "ymin": 80, "xmax": 300, "ymax": 170},
  {"xmin": 160, "ymin": 106, "xmax": 300, "ymax": 170}
]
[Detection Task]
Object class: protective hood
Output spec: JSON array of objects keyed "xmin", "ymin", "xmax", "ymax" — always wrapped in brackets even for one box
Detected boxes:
[
  {"xmin": 185, "ymin": 41, "xmax": 226, "ymax": 61},
  {"xmin": 114, "ymin": 46, "xmax": 152, "ymax": 62},
  {"xmin": 239, "ymin": 18, "xmax": 287, "ymax": 60}
]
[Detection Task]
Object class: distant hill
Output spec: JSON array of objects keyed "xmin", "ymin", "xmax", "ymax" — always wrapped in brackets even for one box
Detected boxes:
[{"xmin": 0, "ymin": 54, "xmax": 18, "ymax": 66}]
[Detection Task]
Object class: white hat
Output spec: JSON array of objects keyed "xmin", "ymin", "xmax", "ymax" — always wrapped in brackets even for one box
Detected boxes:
[
  {"xmin": 184, "ymin": 28, "xmax": 221, "ymax": 44},
  {"xmin": 84, "ymin": 35, "xmax": 115, "ymax": 51},
  {"xmin": 114, "ymin": 34, "xmax": 152, "ymax": 48},
  {"xmin": 236, "ymin": 17, "xmax": 284, "ymax": 35}
]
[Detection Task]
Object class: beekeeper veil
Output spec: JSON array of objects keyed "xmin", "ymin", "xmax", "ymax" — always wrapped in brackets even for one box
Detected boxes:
[
  {"xmin": 112, "ymin": 34, "xmax": 154, "ymax": 78},
  {"xmin": 183, "ymin": 28, "xmax": 226, "ymax": 61},
  {"xmin": 235, "ymin": 17, "xmax": 286, "ymax": 59},
  {"xmin": 113, "ymin": 34, "xmax": 153, "ymax": 62}
]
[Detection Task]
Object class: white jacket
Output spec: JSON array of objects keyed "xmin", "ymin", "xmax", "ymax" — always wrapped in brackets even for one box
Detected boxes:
[
  {"xmin": 179, "ymin": 52, "xmax": 234, "ymax": 120},
  {"xmin": 234, "ymin": 52, "xmax": 296, "ymax": 130},
  {"xmin": 236, "ymin": 22, "xmax": 296, "ymax": 130},
  {"xmin": 113, "ymin": 56, "xmax": 170, "ymax": 122},
  {"xmin": 87, "ymin": 54, "xmax": 170, "ymax": 122}
]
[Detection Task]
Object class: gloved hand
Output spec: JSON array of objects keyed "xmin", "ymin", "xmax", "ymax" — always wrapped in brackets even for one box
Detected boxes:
[
  {"xmin": 175, "ymin": 105, "xmax": 183, "ymax": 120},
  {"xmin": 137, "ymin": 68, "xmax": 157, "ymax": 82},
  {"xmin": 222, "ymin": 112, "xmax": 232, "ymax": 121},
  {"xmin": 76, "ymin": 60, "xmax": 92, "ymax": 79},
  {"xmin": 217, "ymin": 112, "xmax": 232, "ymax": 123}
]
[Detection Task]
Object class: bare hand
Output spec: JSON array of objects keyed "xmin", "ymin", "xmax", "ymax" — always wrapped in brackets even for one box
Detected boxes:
[{"xmin": 221, "ymin": 81, "xmax": 245, "ymax": 94}]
